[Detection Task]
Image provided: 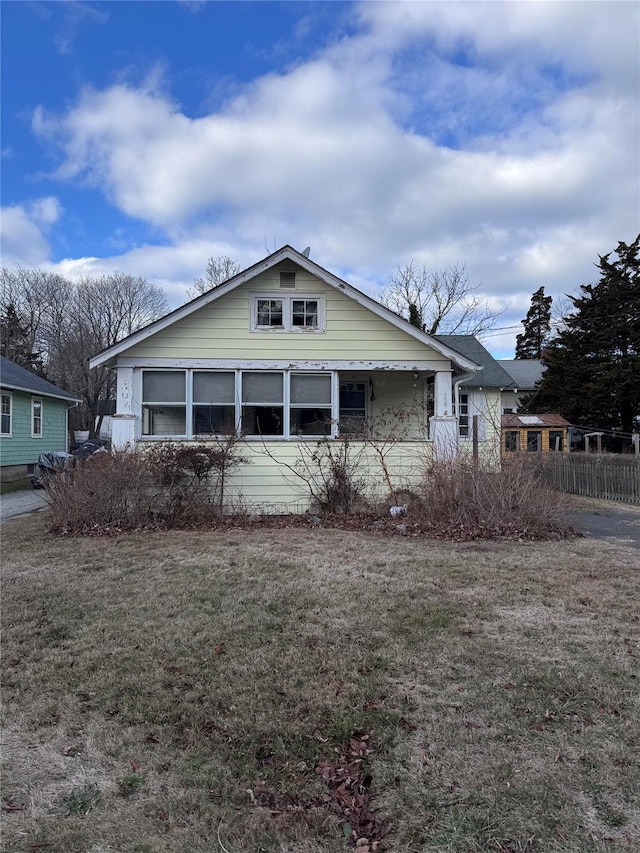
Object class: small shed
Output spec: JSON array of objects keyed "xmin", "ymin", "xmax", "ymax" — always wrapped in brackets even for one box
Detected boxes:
[{"xmin": 502, "ymin": 412, "xmax": 571, "ymax": 454}]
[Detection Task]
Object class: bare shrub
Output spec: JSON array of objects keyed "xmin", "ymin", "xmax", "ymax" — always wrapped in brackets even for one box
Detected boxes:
[
  {"xmin": 294, "ymin": 438, "xmax": 368, "ymax": 513},
  {"xmin": 416, "ymin": 454, "xmax": 573, "ymax": 538},
  {"xmin": 46, "ymin": 450, "xmax": 157, "ymax": 533},
  {"xmin": 46, "ymin": 438, "xmax": 247, "ymax": 534}
]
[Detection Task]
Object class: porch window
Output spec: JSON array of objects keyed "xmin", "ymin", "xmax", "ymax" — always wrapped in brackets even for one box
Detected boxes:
[
  {"xmin": 290, "ymin": 374, "xmax": 332, "ymax": 436},
  {"xmin": 193, "ymin": 371, "xmax": 236, "ymax": 435},
  {"xmin": 339, "ymin": 382, "xmax": 366, "ymax": 435},
  {"xmin": 32, "ymin": 397, "xmax": 42, "ymax": 437},
  {"xmin": 1, "ymin": 392, "xmax": 12, "ymax": 435},
  {"xmin": 241, "ymin": 372, "xmax": 284, "ymax": 435},
  {"xmin": 142, "ymin": 370, "xmax": 187, "ymax": 436}
]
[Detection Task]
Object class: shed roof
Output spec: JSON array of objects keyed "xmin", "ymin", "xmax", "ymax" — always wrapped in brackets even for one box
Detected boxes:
[
  {"xmin": 0, "ymin": 356, "xmax": 80, "ymax": 402},
  {"xmin": 501, "ymin": 412, "xmax": 571, "ymax": 428}
]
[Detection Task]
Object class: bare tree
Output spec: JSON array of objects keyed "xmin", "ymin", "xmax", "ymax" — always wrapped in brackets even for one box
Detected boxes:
[
  {"xmin": 2, "ymin": 267, "xmax": 168, "ymax": 434},
  {"xmin": 381, "ymin": 261, "xmax": 503, "ymax": 336},
  {"xmin": 186, "ymin": 256, "xmax": 242, "ymax": 300}
]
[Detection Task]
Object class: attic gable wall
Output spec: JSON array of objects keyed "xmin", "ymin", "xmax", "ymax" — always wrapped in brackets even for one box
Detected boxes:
[{"xmin": 124, "ymin": 265, "xmax": 451, "ymax": 364}]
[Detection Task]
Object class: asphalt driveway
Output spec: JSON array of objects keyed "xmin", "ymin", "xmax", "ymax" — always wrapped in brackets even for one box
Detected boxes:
[
  {"xmin": 569, "ymin": 498, "xmax": 640, "ymax": 549},
  {"xmin": 0, "ymin": 488, "xmax": 48, "ymax": 521}
]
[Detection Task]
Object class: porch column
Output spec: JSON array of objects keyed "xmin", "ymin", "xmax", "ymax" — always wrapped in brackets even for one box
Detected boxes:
[
  {"xmin": 429, "ymin": 369, "xmax": 458, "ymax": 459},
  {"xmin": 111, "ymin": 366, "xmax": 136, "ymax": 450}
]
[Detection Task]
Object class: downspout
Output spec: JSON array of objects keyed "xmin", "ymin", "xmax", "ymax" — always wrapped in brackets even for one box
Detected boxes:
[{"xmin": 453, "ymin": 368, "xmax": 481, "ymax": 419}]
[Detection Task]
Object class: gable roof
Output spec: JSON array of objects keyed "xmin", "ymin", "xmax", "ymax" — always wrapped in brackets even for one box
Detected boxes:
[
  {"xmin": 434, "ymin": 335, "xmax": 515, "ymax": 388},
  {"xmin": 498, "ymin": 359, "xmax": 545, "ymax": 390},
  {"xmin": 89, "ymin": 245, "xmax": 480, "ymax": 373},
  {"xmin": 0, "ymin": 356, "xmax": 80, "ymax": 402}
]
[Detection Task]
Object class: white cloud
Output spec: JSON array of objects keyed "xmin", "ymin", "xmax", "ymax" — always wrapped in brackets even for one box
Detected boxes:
[
  {"xmin": 21, "ymin": 0, "xmax": 640, "ymax": 356},
  {"xmin": 0, "ymin": 197, "xmax": 62, "ymax": 267}
]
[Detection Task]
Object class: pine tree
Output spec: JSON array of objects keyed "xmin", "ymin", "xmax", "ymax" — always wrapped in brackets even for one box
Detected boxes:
[
  {"xmin": 514, "ymin": 286, "xmax": 552, "ymax": 359},
  {"xmin": 0, "ymin": 303, "xmax": 45, "ymax": 374},
  {"xmin": 523, "ymin": 236, "xmax": 640, "ymax": 435}
]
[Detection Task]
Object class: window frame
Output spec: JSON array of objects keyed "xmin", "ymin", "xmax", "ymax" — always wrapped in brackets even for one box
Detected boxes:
[
  {"xmin": 31, "ymin": 396, "xmax": 43, "ymax": 438},
  {"xmin": 1, "ymin": 391, "xmax": 12, "ymax": 436},
  {"xmin": 139, "ymin": 369, "xmax": 340, "ymax": 440},
  {"xmin": 250, "ymin": 293, "xmax": 325, "ymax": 333}
]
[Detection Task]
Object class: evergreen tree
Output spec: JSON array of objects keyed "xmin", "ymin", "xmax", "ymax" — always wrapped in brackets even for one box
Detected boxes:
[
  {"xmin": 523, "ymin": 236, "xmax": 640, "ymax": 435},
  {"xmin": 514, "ymin": 286, "xmax": 552, "ymax": 359},
  {"xmin": 0, "ymin": 303, "xmax": 45, "ymax": 374}
]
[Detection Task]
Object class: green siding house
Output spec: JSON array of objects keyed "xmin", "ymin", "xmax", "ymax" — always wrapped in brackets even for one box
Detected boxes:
[{"xmin": 0, "ymin": 356, "xmax": 79, "ymax": 481}]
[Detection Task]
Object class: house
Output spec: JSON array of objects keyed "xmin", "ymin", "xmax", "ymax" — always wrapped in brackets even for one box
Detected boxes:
[
  {"xmin": 501, "ymin": 412, "xmax": 571, "ymax": 453},
  {"xmin": 0, "ymin": 356, "xmax": 80, "ymax": 481},
  {"xmin": 497, "ymin": 359, "xmax": 544, "ymax": 413},
  {"xmin": 89, "ymin": 246, "xmax": 510, "ymax": 511}
]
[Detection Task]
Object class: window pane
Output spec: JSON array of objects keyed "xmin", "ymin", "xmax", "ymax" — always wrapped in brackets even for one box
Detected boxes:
[
  {"xmin": 256, "ymin": 299, "xmax": 283, "ymax": 326},
  {"xmin": 1, "ymin": 394, "xmax": 10, "ymax": 415},
  {"xmin": 339, "ymin": 382, "xmax": 365, "ymax": 410},
  {"xmin": 291, "ymin": 374, "xmax": 331, "ymax": 405},
  {"xmin": 32, "ymin": 399, "xmax": 42, "ymax": 434},
  {"xmin": 242, "ymin": 372, "xmax": 283, "ymax": 403},
  {"xmin": 290, "ymin": 407, "xmax": 331, "ymax": 436},
  {"xmin": 193, "ymin": 405, "xmax": 235, "ymax": 435},
  {"xmin": 142, "ymin": 406, "xmax": 186, "ymax": 435},
  {"xmin": 143, "ymin": 371, "xmax": 186, "ymax": 403},
  {"xmin": 549, "ymin": 430, "xmax": 563, "ymax": 452},
  {"xmin": 1, "ymin": 414, "xmax": 9, "ymax": 434},
  {"xmin": 527, "ymin": 430, "xmax": 542, "ymax": 451},
  {"xmin": 242, "ymin": 405, "xmax": 284, "ymax": 435},
  {"xmin": 193, "ymin": 372, "xmax": 235, "ymax": 404},
  {"xmin": 292, "ymin": 300, "xmax": 318, "ymax": 328},
  {"xmin": 505, "ymin": 431, "xmax": 519, "ymax": 452}
]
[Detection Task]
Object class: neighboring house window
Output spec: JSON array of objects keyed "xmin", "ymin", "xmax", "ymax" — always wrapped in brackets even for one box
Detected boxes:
[
  {"xmin": 503, "ymin": 407, "xmax": 514, "ymax": 414},
  {"xmin": 339, "ymin": 382, "xmax": 367, "ymax": 434},
  {"xmin": 458, "ymin": 393, "xmax": 469, "ymax": 437},
  {"xmin": 527, "ymin": 430, "xmax": 542, "ymax": 451},
  {"xmin": 1, "ymin": 392, "xmax": 11, "ymax": 435},
  {"xmin": 252, "ymin": 294, "xmax": 324, "ymax": 331},
  {"xmin": 142, "ymin": 370, "xmax": 187, "ymax": 436},
  {"xmin": 31, "ymin": 397, "xmax": 43, "ymax": 437},
  {"xmin": 504, "ymin": 431, "xmax": 519, "ymax": 452},
  {"xmin": 549, "ymin": 430, "xmax": 564, "ymax": 452}
]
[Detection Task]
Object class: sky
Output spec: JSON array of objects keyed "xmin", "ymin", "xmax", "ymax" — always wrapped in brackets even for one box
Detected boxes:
[{"xmin": 1, "ymin": 0, "xmax": 638, "ymax": 358}]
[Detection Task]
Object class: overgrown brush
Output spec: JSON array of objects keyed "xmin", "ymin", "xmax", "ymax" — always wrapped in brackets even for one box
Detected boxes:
[
  {"xmin": 416, "ymin": 454, "xmax": 573, "ymax": 538},
  {"xmin": 46, "ymin": 441, "xmax": 245, "ymax": 534}
]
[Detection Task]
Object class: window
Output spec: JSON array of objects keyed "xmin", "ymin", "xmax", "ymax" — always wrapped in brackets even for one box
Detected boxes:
[
  {"xmin": 339, "ymin": 382, "xmax": 366, "ymax": 434},
  {"xmin": 527, "ymin": 430, "xmax": 542, "ymax": 452},
  {"xmin": 290, "ymin": 374, "xmax": 332, "ymax": 436},
  {"xmin": 548, "ymin": 430, "xmax": 564, "ymax": 452},
  {"xmin": 252, "ymin": 294, "xmax": 324, "ymax": 332},
  {"xmin": 1, "ymin": 392, "xmax": 11, "ymax": 435},
  {"xmin": 241, "ymin": 371, "xmax": 284, "ymax": 435},
  {"xmin": 458, "ymin": 393, "xmax": 469, "ymax": 437},
  {"xmin": 142, "ymin": 371, "xmax": 186, "ymax": 436},
  {"xmin": 32, "ymin": 397, "xmax": 42, "ymax": 437},
  {"xmin": 193, "ymin": 372, "xmax": 235, "ymax": 435},
  {"xmin": 505, "ymin": 430, "xmax": 519, "ymax": 452}
]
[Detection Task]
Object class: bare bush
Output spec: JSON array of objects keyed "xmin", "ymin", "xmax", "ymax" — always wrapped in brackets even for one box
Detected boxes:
[
  {"xmin": 46, "ymin": 439, "xmax": 247, "ymax": 534},
  {"xmin": 416, "ymin": 454, "xmax": 573, "ymax": 539}
]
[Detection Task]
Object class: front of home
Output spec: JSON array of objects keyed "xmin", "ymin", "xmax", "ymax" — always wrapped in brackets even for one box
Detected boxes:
[
  {"xmin": 0, "ymin": 356, "xmax": 80, "ymax": 481},
  {"xmin": 90, "ymin": 246, "xmax": 508, "ymax": 511}
]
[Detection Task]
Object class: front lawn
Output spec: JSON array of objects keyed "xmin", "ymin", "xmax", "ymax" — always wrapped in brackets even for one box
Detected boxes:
[{"xmin": 2, "ymin": 514, "xmax": 639, "ymax": 852}]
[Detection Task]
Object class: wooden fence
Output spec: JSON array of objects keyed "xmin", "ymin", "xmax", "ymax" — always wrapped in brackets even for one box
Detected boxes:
[{"xmin": 537, "ymin": 453, "xmax": 640, "ymax": 504}]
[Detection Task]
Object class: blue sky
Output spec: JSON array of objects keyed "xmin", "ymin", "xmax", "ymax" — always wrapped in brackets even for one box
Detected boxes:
[{"xmin": 1, "ymin": 0, "xmax": 638, "ymax": 357}]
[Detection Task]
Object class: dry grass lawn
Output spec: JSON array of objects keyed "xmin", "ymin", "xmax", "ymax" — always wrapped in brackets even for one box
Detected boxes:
[{"xmin": 2, "ymin": 512, "xmax": 639, "ymax": 852}]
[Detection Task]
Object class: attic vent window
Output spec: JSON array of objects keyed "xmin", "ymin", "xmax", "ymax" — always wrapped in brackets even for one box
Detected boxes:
[{"xmin": 279, "ymin": 271, "xmax": 296, "ymax": 289}]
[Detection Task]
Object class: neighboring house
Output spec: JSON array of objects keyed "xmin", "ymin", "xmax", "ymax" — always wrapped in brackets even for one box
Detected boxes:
[
  {"xmin": 497, "ymin": 359, "xmax": 545, "ymax": 413},
  {"xmin": 502, "ymin": 412, "xmax": 571, "ymax": 454},
  {"xmin": 89, "ymin": 245, "xmax": 512, "ymax": 511},
  {"xmin": 0, "ymin": 356, "xmax": 80, "ymax": 481}
]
